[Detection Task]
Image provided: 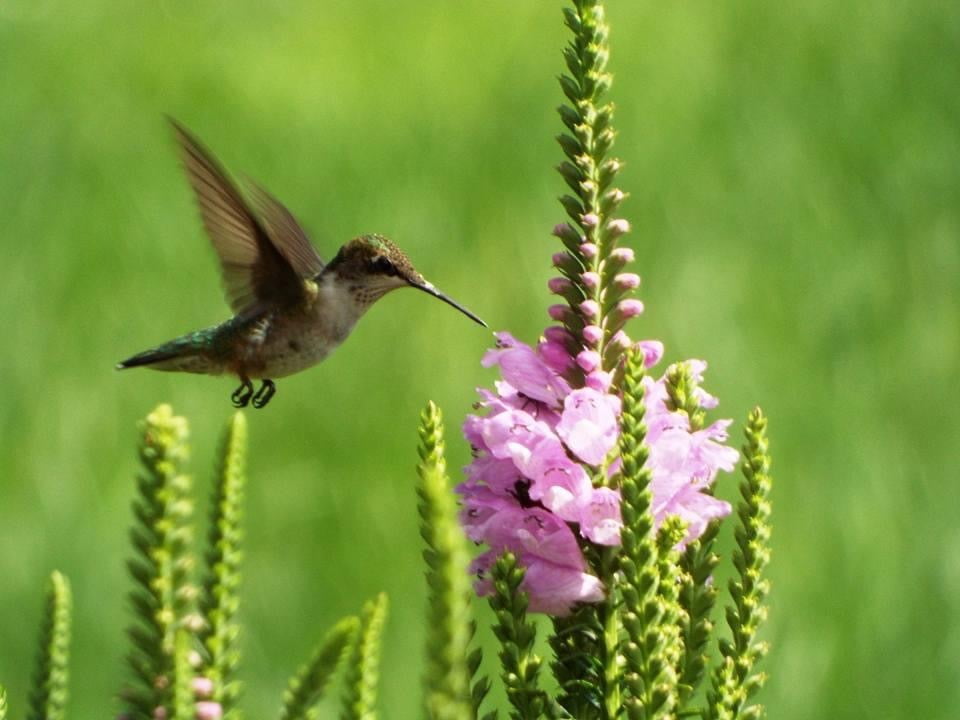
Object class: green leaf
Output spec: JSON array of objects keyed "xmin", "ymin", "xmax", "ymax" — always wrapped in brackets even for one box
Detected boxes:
[
  {"xmin": 199, "ymin": 411, "xmax": 248, "ymax": 717},
  {"xmin": 27, "ymin": 571, "xmax": 72, "ymax": 720},
  {"xmin": 417, "ymin": 402, "xmax": 482, "ymax": 720},
  {"xmin": 340, "ymin": 593, "xmax": 388, "ymax": 720},
  {"xmin": 280, "ymin": 617, "xmax": 358, "ymax": 720},
  {"xmin": 0, "ymin": 684, "xmax": 8, "ymax": 720}
]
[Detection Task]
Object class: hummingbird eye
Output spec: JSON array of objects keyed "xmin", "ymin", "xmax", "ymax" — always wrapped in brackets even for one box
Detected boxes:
[{"xmin": 372, "ymin": 256, "xmax": 398, "ymax": 276}]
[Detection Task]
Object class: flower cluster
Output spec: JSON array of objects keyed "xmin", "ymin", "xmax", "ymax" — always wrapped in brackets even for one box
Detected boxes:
[{"xmin": 458, "ymin": 332, "xmax": 736, "ymax": 615}]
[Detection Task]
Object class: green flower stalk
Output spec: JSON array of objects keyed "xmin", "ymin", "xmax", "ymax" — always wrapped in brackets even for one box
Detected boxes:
[
  {"xmin": 27, "ymin": 571, "xmax": 72, "ymax": 720},
  {"xmin": 124, "ymin": 404, "xmax": 198, "ymax": 719},
  {"xmin": 615, "ymin": 349, "xmax": 675, "ymax": 719},
  {"xmin": 417, "ymin": 402, "xmax": 485, "ymax": 720},
  {"xmin": 172, "ymin": 630, "xmax": 195, "ymax": 720},
  {"xmin": 340, "ymin": 593, "xmax": 388, "ymax": 720},
  {"xmin": 198, "ymin": 411, "xmax": 248, "ymax": 717},
  {"xmin": 489, "ymin": 553, "xmax": 559, "ymax": 720},
  {"xmin": 280, "ymin": 618, "xmax": 358, "ymax": 720},
  {"xmin": 0, "ymin": 685, "xmax": 7, "ymax": 720},
  {"xmin": 707, "ymin": 409, "xmax": 773, "ymax": 720}
]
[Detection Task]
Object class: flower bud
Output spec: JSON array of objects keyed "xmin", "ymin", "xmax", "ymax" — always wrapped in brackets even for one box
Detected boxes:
[
  {"xmin": 191, "ymin": 677, "xmax": 214, "ymax": 699},
  {"xmin": 579, "ymin": 242, "xmax": 598, "ymax": 259},
  {"xmin": 195, "ymin": 702, "xmax": 223, "ymax": 720},
  {"xmin": 585, "ymin": 370, "xmax": 613, "ymax": 392},
  {"xmin": 576, "ymin": 350, "xmax": 601, "ymax": 373},
  {"xmin": 579, "ymin": 299, "xmax": 600, "ymax": 318},
  {"xmin": 606, "ymin": 219, "xmax": 631, "ymax": 237},
  {"xmin": 610, "ymin": 330, "xmax": 631, "ymax": 348},
  {"xmin": 581, "ymin": 271, "xmax": 600, "ymax": 289},
  {"xmin": 582, "ymin": 325, "xmax": 603, "ymax": 345},
  {"xmin": 543, "ymin": 326, "xmax": 572, "ymax": 344},
  {"xmin": 610, "ymin": 247, "xmax": 634, "ymax": 264},
  {"xmin": 547, "ymin": 304, "xmax": 569, "ymax": 321},
  {"xmin": 581, "ymin": 212, "xmax": 600, "ymax": 228},
  {"xmin": 552, "ymin": 251, "xmax": 571, "ymax": 267},
  {"xmin": 617, "ymin": 299, "xmax": 644, "ymax": 318},
  {"xmin": 614, "ymin": 273, "xmax": 640, "ymax": 290},
  {"xmin": 548, "ymin": 277, "xmax": 572, "ymax": 294}
]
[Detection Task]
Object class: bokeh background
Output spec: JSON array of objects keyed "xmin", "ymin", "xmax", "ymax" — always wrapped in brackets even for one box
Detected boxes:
[{"xmin": 1, "ymin": 1, "xmax": 957, "ymax": 717}]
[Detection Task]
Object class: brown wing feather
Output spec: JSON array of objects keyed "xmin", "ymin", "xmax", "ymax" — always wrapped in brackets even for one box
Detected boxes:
[
  {"xmin": 246, "ymin": 180, "xmax": 325, "ymax": 278},
  {"xmin": 169, "ymin": 118, "xmax": 304, "ymax": 315}
]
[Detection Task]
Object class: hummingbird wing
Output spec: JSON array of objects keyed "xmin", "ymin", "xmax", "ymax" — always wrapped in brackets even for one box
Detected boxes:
[
  {"xmin": 245, "ymin": 180, "xmax": 325, "ymax": 277},
  {"xmin": 169, "ymin": 118, "xmax": 306, "ymax": 315}
]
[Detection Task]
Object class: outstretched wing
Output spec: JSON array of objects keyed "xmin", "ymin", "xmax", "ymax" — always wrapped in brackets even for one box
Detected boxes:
[
  {"xmin": 169, "ymin": 118, "xmax": 305, "ymax": 315},
  {"xmin": 246, "ymin": 179, "xmax": 325, "ymax": 278}
]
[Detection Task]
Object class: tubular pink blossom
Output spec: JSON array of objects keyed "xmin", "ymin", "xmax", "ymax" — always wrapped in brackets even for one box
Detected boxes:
[
  {"xmin": 585, "ymin": 370, "xmax": 613, "ymax": 392},
  {"xmin": 637, "ymin": 340, "xmax": 664, "ymax": 368},
  {"xmin": 610, "ymin": 330, "xmax": 631, "ymax": 348}
]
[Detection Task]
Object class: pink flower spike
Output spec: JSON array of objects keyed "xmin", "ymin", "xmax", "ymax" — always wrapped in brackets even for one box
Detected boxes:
[
  {"xmin": 195, "ymin": 702, "xmax": 223, "ymax": 720},
  {"xmin": 582, "ymin": 212, "xmax": 600, "ymax": 228},
  {"xmin": 579, "ymin": 242, "xmax": 599, "ymax": 259},
  {"xmin": 581, "ymin": 271, "xmax": 600, "ymax": 289},
  {"xmin": 585, "ymin": 370, "xmax": 613, "ymax": 392},
  {"xmin": 637, "ymin": 340, "xmax": 664, "ymax": 368},
  {"xmin": 614, "ymin": 273, "xmax": 640, "ymax": 290},
  {"xmin": 617, "ymin": 299, "xmax": 645, "ymax": 318},
  {"xmin": 576, "ymin": 350, "xmax": 601, "ymax": 373},
  {"xmin": 582, "ymin": 325, "xmax": 603, "ymax": 345},
  {"xmin": 579, "ymin": 299, "xmax": 600, "ymax": 318},
  {"xmin": 191, "ymin": 677, "xmax": 214, "ymax": 699},
  {"xmin": 547, "ymin": 304, "xmax": 569, "ymax": 321},
  {"xmin": 610, "ymin": 247, "xmax": 635, "ymax": 264},
  {"xmin": 607, "ymin": 219, "xmax": 631, "ymax": 237},
  {"xmin": 548, "ymin": 277, "xmax": 572, "ymax": 294}
]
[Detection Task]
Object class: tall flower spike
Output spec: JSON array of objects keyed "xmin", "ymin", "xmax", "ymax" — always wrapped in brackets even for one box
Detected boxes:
[
  {"xmin": 707, "ymin": 408, "xmax": 773, "ymax": 720},
  {"xmin": 341, "ymin": 593, "xmax": 388, "ymax": 720},
  {"xmin": 198, "ymin": 411, "xmax": 248, "ymax": 719},
  {"xmin": 553, "ymin": 0, "xmax": 637, "ymax": 372},
  {"xmin": 123, "ymin": 404, "xmax": 197, "ymax": 719},
  {"xmin": 27, "ymin": 571, "xmax": 72, "ymax": 720},
  {"xmin": 279, "ymin": 617, "xmax": 359, "ymax": 720},
  {"xmin": 417, "ymin": 402, "xmax": 484, "ymax": 719}
]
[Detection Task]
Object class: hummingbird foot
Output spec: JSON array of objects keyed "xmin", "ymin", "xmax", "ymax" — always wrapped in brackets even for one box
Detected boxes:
[
  {"xmin": 252, "ymin": 379, "xmax": 276, "ymax": 409},
  {"xmin": 231, "ymin": 378, "xmax": 254, "ymax": 408}
]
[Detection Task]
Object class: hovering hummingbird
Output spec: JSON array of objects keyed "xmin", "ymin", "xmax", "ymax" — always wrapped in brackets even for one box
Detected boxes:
[{"xmin": 117, "ymin": 119, "xmax": 487, "ymax": 409}]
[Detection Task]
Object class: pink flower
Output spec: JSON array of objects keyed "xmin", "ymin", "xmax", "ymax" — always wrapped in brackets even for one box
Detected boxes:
[
  {"xmin": 482, "ymin": 332, "xmax": 570, "ymax": 406},
  {"xmin": 580, "ymin": 487, "xmax": 623, "ymax": 545},
  {"xmin": 556, "ymin": 388, "xmax": 620, "ymax": 465},
  {"xmin": 575, "ymin": 350, "xmax": 601, "ymax": 373},
  {"xmin": 547, "ymin": 304, "xmax": 569, "ymax": 321}
]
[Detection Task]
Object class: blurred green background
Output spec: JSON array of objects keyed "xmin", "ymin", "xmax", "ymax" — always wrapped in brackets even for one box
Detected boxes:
[{"xmin": 1, "ymin": 0, "xmax": 957, "ymax": 717}]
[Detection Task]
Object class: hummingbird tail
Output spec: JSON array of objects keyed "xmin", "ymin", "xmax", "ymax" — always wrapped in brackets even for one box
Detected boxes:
[{"xmin": 116, "ymin": 335, "xmax": 218, "ymax": 374}]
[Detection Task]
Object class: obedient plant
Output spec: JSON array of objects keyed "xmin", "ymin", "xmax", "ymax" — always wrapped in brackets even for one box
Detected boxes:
[{"xmin": 1, "ymin": 2, "xmax": 772, "ymax": 718}]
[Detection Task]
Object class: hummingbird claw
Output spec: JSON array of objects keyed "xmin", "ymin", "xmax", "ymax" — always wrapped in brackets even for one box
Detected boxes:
[
  {"xmin": 231, "ymin": 378, "xmax": 254, "ymax": 408},
  {"xmin": 251, "ymin": 379, "xmax": 276, "ymax": 409}
]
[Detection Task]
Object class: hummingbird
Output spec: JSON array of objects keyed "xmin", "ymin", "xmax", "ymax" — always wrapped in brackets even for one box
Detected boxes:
[{"xmin": 117, "ymin": 119, "xmax": 486, "ymax": 409}]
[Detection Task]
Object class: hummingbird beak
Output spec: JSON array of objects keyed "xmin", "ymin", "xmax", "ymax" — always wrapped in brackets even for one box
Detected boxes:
[{"xmin": 411, "ymin": 280, "xmax": 488, "ymax": 328}]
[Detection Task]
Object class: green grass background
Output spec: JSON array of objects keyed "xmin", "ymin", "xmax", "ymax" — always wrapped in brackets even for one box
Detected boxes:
[{"xmin": 1, "ymin": 1, "xmax": 957, "ymax": 717}]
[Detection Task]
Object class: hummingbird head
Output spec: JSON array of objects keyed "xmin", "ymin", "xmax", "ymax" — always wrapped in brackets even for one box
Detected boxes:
[{"xmin": 326, "ymin": 234, "xmax": 487, "ymax": 327}]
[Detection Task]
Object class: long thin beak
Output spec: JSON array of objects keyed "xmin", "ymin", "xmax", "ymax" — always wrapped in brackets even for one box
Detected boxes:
[{"xmin": 411, "ymin": 280, "xmax": 487, "ymax": 328}]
